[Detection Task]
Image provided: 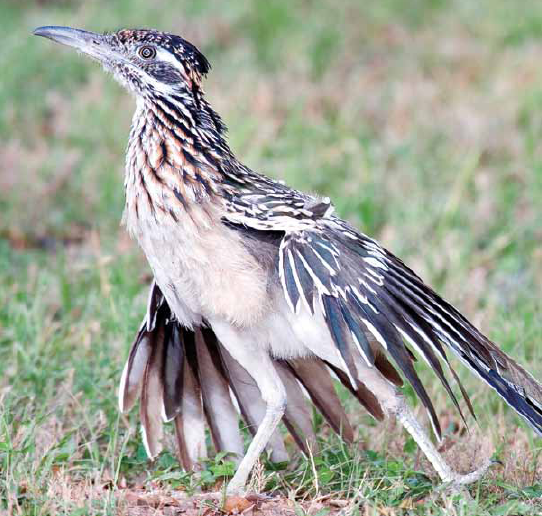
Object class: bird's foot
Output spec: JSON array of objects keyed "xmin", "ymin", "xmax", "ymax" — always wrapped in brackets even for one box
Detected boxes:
[{"xmin": 440, "ymin": 458, "xmax": 495, "ymax": 492}]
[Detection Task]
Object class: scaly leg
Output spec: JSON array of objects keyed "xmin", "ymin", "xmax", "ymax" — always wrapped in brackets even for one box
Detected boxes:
[
  {"xmin": 395, "ymin": 397, "xmax": 492, "ymax": 486},
  {"xmin": 312, "ymin": 335, "xmax": 492, "ymax": 487},
  {"xmin": 227, "ymin": 388, "xmax": 285, "ymax": 493}
]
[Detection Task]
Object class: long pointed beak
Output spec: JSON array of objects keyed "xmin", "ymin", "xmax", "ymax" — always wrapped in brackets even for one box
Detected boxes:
[{"xmin": 33, "ymin": 26, "xmax": 111, "ymax": 62}]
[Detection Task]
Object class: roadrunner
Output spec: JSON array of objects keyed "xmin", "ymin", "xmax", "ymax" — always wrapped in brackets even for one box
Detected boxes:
[{"xmin": 34, "ymin": 26, "xmax": 542, "ymax": 493}]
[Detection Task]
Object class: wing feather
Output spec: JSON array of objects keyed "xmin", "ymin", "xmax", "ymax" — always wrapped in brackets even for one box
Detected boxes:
[
  {"xmin": 277, "ymin": 223, "xmax": 479, "ymax": 438},
  {"xmin": 275, "ymin": 215, "xmax": 542, "ymax": 437}
]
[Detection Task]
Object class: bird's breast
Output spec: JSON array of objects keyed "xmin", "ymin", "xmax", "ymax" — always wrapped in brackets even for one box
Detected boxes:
[{"xmin": 123, "ymin": 130, "xmax": 271, "ymax": 328}]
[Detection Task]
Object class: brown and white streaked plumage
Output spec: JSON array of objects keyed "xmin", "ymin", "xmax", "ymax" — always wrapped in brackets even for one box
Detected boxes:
[{"xmin": 34, "ymin": 26, "xmax": 542, "ymax": 493}]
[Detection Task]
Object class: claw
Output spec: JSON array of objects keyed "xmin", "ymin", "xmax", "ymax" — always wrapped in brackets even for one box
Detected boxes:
[{"xmin": 439, "ymin": 458, "xmax": 494, "ymax": 493}]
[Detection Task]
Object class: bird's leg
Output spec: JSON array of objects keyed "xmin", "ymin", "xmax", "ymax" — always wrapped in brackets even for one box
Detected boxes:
[
  {"xmin": 394, "ymin": 398, "xmax": 455, "ymax": 481},
  {"xmin": 208, "ymin": 321, "xmax": 287, "ymax": 494},
  {"xmin": 345, "ymin": 351, "xmax": 491, "ymax": 487},
  {"xmin": 227, "ymin": 381, "xmax": 286, "ymax": 494},
  {"xmin": 395, "ymin": 396, "xmax": 492, "ymax": 487}
]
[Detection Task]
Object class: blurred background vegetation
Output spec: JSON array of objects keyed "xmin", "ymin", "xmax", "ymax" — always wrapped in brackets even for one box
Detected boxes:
[{"xmin": 1, "ymin": 0, "xmax": 542, "ymax": 514}]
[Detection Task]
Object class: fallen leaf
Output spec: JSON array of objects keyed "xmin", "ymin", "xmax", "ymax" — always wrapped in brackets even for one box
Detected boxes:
[{"xmin": 222, "ymin": 496, "xmax": 253, "ymax": 514}]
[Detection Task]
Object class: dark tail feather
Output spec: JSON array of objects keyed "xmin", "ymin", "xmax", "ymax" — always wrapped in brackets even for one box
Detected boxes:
[
  {"xmin": 118, "ymin": 326, "xmax": 151, "ymax": 414},
  {"xmin": 195, "ymin": 328, "xmax": 244, "ymax": 460},
  {"xmin": 288, "ymin": 359, "xmax": 355, "ymax": 443},
  {"xmin": 275, "ymin": 361, "xmax": 318, "ymax": 454},
  {"xmin": 139, "ymin": 317, "xmax": 165, "ymax": 458},
  {"xmin": 161, "ymin": 323, "xmax": 184, "ymax": 421},
  {"xmin": 327, "ymin": 362, "xmax": 385, "ymax": 422},
  {"xmin": 175, "ymin": 330, "xmax": 208, "ymax": 469},
  {"xmin": 124, "ymin": 283, "xmax": 408, "ymax": 469}
]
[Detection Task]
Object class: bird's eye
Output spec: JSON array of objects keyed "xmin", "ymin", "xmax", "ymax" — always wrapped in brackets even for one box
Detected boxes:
[{"xmin": 138, "ymin": 46, "xmax": 156, "ymax": 60}]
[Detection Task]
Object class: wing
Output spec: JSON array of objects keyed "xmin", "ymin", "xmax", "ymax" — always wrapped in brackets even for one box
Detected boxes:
[
  {"xmin": 223, "ymin": 188, "xmax": 473, "ymax": 439},
  {"xmin": 278, "ymin": 217, "xmax": 477, "ymax": 439},
  {"xmin": 273, "ymin": 211, "xmax": 542, "ymax": 439}
]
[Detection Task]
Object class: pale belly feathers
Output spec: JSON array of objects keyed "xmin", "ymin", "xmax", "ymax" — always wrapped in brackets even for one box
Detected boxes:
[{"xmin": 124, "ymin": 200, "xmax": 273, "ymax": 329}]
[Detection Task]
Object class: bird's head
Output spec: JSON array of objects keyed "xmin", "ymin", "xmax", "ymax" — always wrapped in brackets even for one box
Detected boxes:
[{"xmin": 33, "ymin": 26, "xmax": 211, "ymax": 100}]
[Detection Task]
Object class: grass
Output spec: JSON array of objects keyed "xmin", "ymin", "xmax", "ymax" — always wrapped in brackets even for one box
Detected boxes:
[{"xmin": 1, "ymin": 0, "xmax": 542, "ymax": 514}]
